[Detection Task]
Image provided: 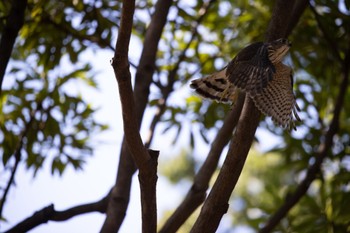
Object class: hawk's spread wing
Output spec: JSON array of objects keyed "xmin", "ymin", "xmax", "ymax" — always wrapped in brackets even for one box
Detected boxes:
[
  {"xmin": 190, "ymin": 38, "xmax": 300, "ymax": 130},
  {"xmin": 252, "ymin": 63, "xmax": 300, "ymax": 129},
  {"xmin": 226, "ymin": 42, "xmax": 275, "ymax": 96}
]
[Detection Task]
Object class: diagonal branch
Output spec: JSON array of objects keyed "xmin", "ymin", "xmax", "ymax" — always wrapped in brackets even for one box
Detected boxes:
[
  {"xmin": 286, "ymin": 0, "xmax": 309, "ymax": 37},
  {"xmin": 159, "ymin": 93, "xmax": 245, "ymax": 233},
  {"xmin": 4, "ymin": 191, "xmax": 110, "ymax": 233},
  {"xmin": 190, "ymin": 1, "xmax": 299, "ymax": 232},
  {"xmin": 190, "ymin": 97, "xmax": 261, "ymax": 233},
  {"xmin": 259, "ymin": 47, "xmax": 350, "ymax": 233}
]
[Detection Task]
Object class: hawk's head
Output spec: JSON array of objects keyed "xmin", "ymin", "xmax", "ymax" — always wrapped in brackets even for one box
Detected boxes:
[{"xmin": 267, "ymin": 38, "xmax": 291, "ymax": 63}]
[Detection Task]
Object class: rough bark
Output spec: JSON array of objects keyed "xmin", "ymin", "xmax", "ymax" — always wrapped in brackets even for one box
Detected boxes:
[
  {"xmin": 159, "ymin": 93, "xmax": 245, "ymax": 233},
  {"xmin": 105, "ymin": 0, "xmax": 160, "ymax": 232},
  {"xmin": 100, "ymin": 0, "xmax": 173, "ymax": 232}
]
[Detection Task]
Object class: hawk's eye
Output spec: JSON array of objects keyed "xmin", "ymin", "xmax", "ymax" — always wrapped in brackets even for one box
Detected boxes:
[{"xmin": 281, "ymin": 38, "xmax": 287, "ymax": 44}]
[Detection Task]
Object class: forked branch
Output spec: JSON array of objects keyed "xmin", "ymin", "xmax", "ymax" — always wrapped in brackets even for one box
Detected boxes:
[{"xmin": 110, "ymin": 0, "xmax": 158, "ymax": 232}]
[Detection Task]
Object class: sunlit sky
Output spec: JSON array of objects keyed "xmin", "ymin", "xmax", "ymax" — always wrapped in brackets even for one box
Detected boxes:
[{"xmin": 2, "ymin": 15, "xmax": 289, "ymax": 233}]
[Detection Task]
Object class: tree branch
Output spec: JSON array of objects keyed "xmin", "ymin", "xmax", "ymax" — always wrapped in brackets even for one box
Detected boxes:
[
  {"xmin": 259, "ymin": 43, "xmax": 350, "ymax": 233},
  {"xmin": 265, "ymin": 1, "xmax": 296, "ymax": 40},
  {"xmin": 109, "ymin": 0, "xmax": 159, "ymax": 232},
  {"xmin": 111, "ymin": 6, "xmax": 150, "ymax": 167},
  {"xmin": 286, "ymin": 0, "xmax": 309, "ymax": 37},
  {"xmin": 190, "ymin": 97, "xmax": 261, "ymax": 233},
  {"xmin": 0, "ymin": 0, "xmax": 28, "ymax": 95},
  {"xmin": 4, "ymin": 191, "xmax": 110, "ymax": 233},
  {"xmin": 190, "ymin": 1, "xmax": 298, "ymax": 232},
  {"xmin": 100, "ymin": 0, "xmax": 172, "ymax": 232},
  {"xmin": 159, "ymin": 93, "xmax": 245, "ymax": 233}
]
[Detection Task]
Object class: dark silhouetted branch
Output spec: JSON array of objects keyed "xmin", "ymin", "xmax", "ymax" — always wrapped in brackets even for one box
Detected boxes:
[
  {"xmin": 159, "ymin": 93, "xmax": 245, "ymax": 233},
  {"xmin": 190, "ymin": 97, "xmax": 261, "ymax": 233},
  {"xmin": 286, "ymin": 0, "xmax": 309, "ymax": 37},
  {"xmin": 4, "ymin": 191, "xmax": 110, "ymax": 233},
  {"xmin": 0, "ymin": 0, "xmax": 28, "ymax": 95}
]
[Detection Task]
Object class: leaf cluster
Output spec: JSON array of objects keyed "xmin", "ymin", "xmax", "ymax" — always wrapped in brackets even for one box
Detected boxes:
[{"xmin": 1, "ymin": 63, "xmax": 107, "ymax": 176}]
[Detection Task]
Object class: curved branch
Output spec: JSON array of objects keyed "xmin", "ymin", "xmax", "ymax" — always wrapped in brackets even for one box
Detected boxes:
[
  {"xmin": 41, "ymin": 16, "xmax": 115, "ymax": 52},
  {"xmin": 4, "ymin": 191, "xmax": 110, "ymax": 233},
  {"xmin": 0, "ymin": 147, "xmax": 21, "ymax": 219},
  {"xmin": 259, "ymin": 48, "xmax": 350, "ymax": 233}
]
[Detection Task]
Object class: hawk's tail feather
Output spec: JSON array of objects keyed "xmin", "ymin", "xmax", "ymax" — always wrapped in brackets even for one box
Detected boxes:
[
  {"xmin": 190, "ymin": 69, "xmax": 238, "ymax": 103},
  {"xmin": 293, "ymin": 102, "xmax": 301, "ymax": 122}
]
